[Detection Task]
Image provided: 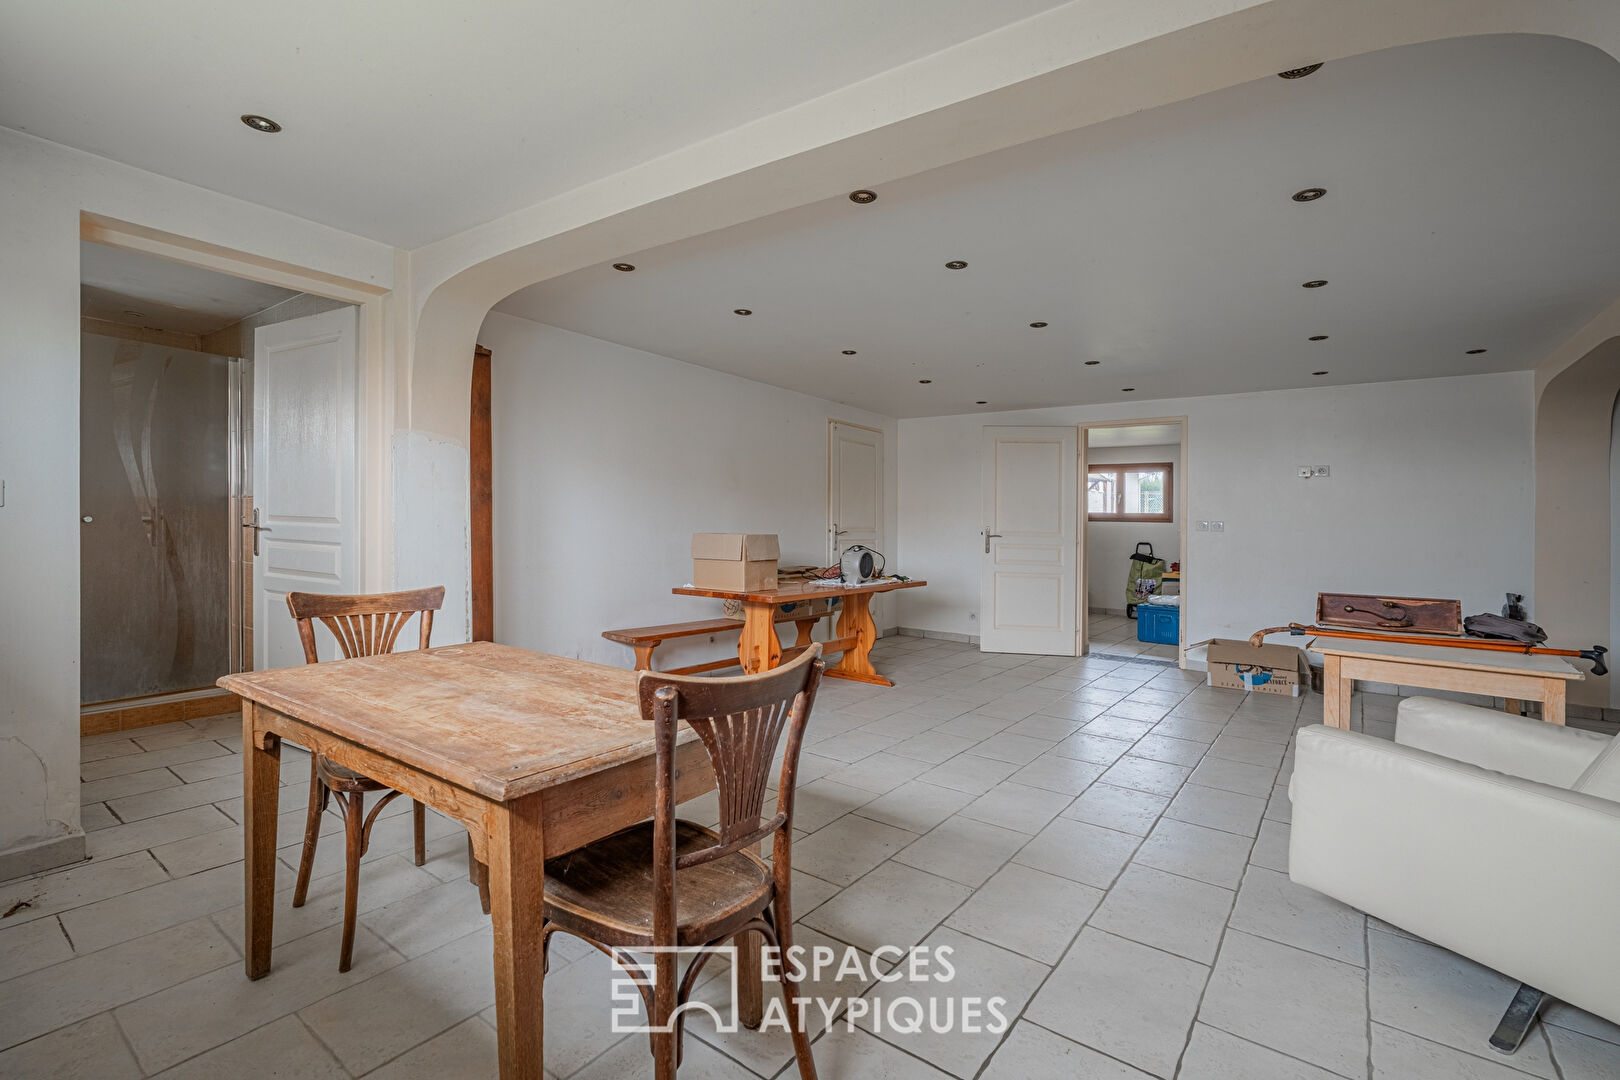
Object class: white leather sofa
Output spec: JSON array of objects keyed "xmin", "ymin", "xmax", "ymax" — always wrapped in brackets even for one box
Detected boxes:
[{"xmin": 1290, "ymin": 696, "xmax": 1620, "ymax": 1039}]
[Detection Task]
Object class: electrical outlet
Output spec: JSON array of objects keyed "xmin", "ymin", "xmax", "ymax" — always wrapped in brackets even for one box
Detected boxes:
[
  {"xmin": 968, "ymin": 612, "xmax": 977, "ymax": 621},
  {"xmin": 1297, "ymin": 466, "xmax": 1313, "ymax": 479},
  {"xmin": 1314, "ymin": 465, "xmax": 1330, "ymax": 478},
  {"xmin": 1196, "ymin": 521, "xmax": 1210, "ymax": 532},
  {"xmin": 1211, "ymin": 521, "xmax": 1225, "ymax": 532}
]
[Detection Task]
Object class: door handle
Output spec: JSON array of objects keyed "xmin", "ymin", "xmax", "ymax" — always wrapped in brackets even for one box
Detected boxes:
[
  {"xmin": 983, "ymin": 528, "xmax": 1002, "ymax": 554},
  {"xmin": 243, "ymin": 507, "xmax": 272, "ymax": 557}
]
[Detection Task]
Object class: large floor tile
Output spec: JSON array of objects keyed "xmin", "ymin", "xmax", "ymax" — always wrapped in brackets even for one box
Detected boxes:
[
  {"xmin": 0, "ymin": 915, "xmax": 74, "ymax": 983},
  {"xmin": 958, "ymin": 782, "xmax": 1072, "ymax": 834},
  {"xmin": 1089, "ymin": 863, "xmax": 1233, "ymax": 964},
  {"xmin": 1371, "ymin": 1022, "xmax": 1545, "ymax": 1080},
  {"xmin": 790, "ymin": 778, "xmax": 882, "ymax": 832},
  {"xmin": 1199, "ymin": 929, "xmax": 1368, "ymax": 1078},
  {"xmin": 857, "ymin": 926, "xmax": 1048, "ymax": 1079},
  {"xmin": 803, "ymin": 861, "xmax": 972, "ymax": 954},
  {"xmin": 946, "ymin": 863, "xmax": 1101, "ymax": 963},
  {"xmin": 1545, "ymin": 1023, "xmax": 1620, "ymax": 1080},
  {"xmin": 979, "ymin": 1020, "xmax": 1152, "ymax": 1078},
  {"xmin": 852, "ymin": 781, "xmax": 976, "ymax": 834},
  {"xmin": 0, "ymin": 851, "xmax": 169, "ymax": 926},
  {"xmin": 824, "ymin": 753, "xmax": 933, "ymax": 795},
  {"xmin": 1132, "ymin": 818, "xmax": 1251, "ymax": 889},
  {"xmin": 149, "ymin": 1014, "xmax": 347, "ymax": 1080},
  {"xmin": 792, "ymin": 815, "xmax": 918, "ymax": 887},
  {"xmin": 1227, "ymin": 866, "xmax": 1365, "ymax": 967},
  {"xmin": 0, "ymin": 1013, "xmax": 141, "ymax": 1080},
  {"xmin": 1164, "ymin": 783, "xmax": 1266, "ymax": 837},
  {"xmin": 892, "ymin": 815, "xmax": 1029, "ymax": 888},
  {"xmin": 1008, "ymin": 754, "xmax": 1106, "ymax": 796},
  {"xmin": 807, "ymin": 1025, "xmax": 956, "ymax": 1079},
  {"xmin": 1013, "ymin": 817, "xmax": 1139, "ymax": 889},
  {"xmin": 363, "ymin": 1016, "xmax": 504, "ymax": 1080},
  {"xmin": 1061, "ymin": 783, "xmax": 1168, "ymax": 836},
  {"xmin": 1187, "ymin": 755, "xmax": 1278, "ymax": 798},
  {"xmin": 83, "ymin": 804, "xmax": 236, "ymax": 862},
  {"xmin": 1025, "ymin": 927, "xmax": 1208, "ymax": 1078},
  {"xmin": 1179, "ymin": 1022, "xmax": 1344, "ymax": 1080},
  {"xmin": 61, "ymin": 862, "xmax": 240, "ymax": 954},
  {"xmin": 1051, "ymin": 732, "xmax": 1135, "ymax": 766},
  {"xmin": 1366, "ymin": 929, "xmax": 1558, "ymax": 1078},
  {"xmin": 916, "ymin": 754, "xmax": 1021, "ymax": 796},
  {"xmin": 887, "ymin": 731, "xmax": 983, "ymax": 765}
]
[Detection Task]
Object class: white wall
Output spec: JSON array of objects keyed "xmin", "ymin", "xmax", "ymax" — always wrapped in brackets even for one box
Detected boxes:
[
  {"xmin": 1085, "ymin": 442, "xmax": 1181, "ymax": 612},
  {"xmin": 482, "ymin": 313, "xmax": 898, "ymax": 670},
  {"xmin": 898, "ymin": 372, "xmax": 1535, "ymax": 655},
  {"xmin": 0, "ymin": 127, "xmax": 394, "ymax": 874}
]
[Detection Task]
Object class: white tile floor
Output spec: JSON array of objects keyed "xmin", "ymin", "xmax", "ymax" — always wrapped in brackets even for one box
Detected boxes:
[{"xmin": 4, "ymin": 636, "xmax": 1618, "ymax": 1079}]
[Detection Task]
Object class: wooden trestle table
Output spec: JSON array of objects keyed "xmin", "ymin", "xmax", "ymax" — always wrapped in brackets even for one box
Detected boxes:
[
  {"xmin": 221, "ymin": 641, "xmax": 763, "ymax": 1080},
  {"xmin": 672, "ymin": 577, "xmax": 927, "ymax": 686}
]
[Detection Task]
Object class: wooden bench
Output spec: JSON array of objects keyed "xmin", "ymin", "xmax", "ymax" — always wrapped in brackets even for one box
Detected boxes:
[{"xmin": 604, "ymin": 601, "xmax": 838, "ymax": 675}]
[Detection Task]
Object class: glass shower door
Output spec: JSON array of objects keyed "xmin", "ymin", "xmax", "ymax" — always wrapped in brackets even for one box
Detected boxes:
[{"xmin": 80, "ymin": 333, "xmax": 232, "ymax": 704}]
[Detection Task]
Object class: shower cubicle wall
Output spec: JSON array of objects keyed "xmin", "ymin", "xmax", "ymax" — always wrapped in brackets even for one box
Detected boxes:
[{"xmin": 79, "ymin": 332, "xmax": 237, "ymax": 705}]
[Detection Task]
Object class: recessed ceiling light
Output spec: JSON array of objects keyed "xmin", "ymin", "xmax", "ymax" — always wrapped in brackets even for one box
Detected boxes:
[
  {"xmin": 1302, "ymin": 279, "xmax": 1328, "ymax": 288},
  {"xmin": 841, "ymin": 350, "xmax": 857, "ymax": 355},
  {"xmin": 122, "ymin": 310, "xmax": 145, "ymax": 319},
  {"xmin": 848, "ymin": 189, "xmax": 877, "ymax": 204},
  {"xmin": 1308, "ymin": 334, "xmax": 1329, "ymax": 341},
  {"xmin": 240, "ymin": 114, "xmax": 282, "ymax": 133},
  {"xmin": 1121, "ymin": 387, "xmax": 1136, "ymax": 392},
  {"xmin": 1466, "ymin": 348, "xmax": 1488, "ymax": 354},
  {"xmin": 1292, "ymin": 187, "xmax": 1327, "ymax": 202},
  {"xmin": 1084, "ymin": 360, "xmax": 1100, "ymax": 366},
  {"xmin": 1278, "ymin": 64, "xmax": 1322, "ymax": 79},
  {"xmin": 733, "ymin": 308, "xmax": 751, "ymax": 316},
  {"xmin": 976, "ymin": 400, "xmax": 989, "ymax": 405},
  {"xmin": 612, "ymin": 263, "xmax": 636, "ymax": 272},
  {"xmin": 945, "ymin": 261, "xmax": 968, "ymax": 270},
  {"xmin": 1313, "ymin": 370, "xmax": 1330, "ymax": 376},
  {"xmin": 918, "ymin": 379, "xmax": 933, "ymax": 384},
  {"xmin": 1029, "ymin": 321, "xmax": 1048, "ymax": 328}
]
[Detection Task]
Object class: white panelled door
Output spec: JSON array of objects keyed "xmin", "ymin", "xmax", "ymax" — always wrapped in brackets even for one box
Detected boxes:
[
  {"xmin": 251, "ymin": 306, "xmax": 359, "ymax": 671},
  {"xmin": 828, "ymin": 421, "xmax": 883, "ymax": 564},
  {"xmin": 979, "ymin": 426, "xmax": 1078, "ymax": 655}
]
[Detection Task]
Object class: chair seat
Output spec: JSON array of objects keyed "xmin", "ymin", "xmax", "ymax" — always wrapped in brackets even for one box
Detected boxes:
[
  {"xmin": 315, "ymin": 755, "xmax": 387, "ymax": 792},
  {"xmin": 544, "ymin": 820, "xmax": 772, "ymax": 948}
]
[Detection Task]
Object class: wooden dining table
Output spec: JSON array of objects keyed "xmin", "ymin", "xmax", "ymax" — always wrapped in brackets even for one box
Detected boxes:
[
  {"xmin": 219, "ymin": 641, "xmax": 761, "ymax": 1080},
  {"xmin": 672, "ymin": 577, "xmax": 926, "ymax": 686}
]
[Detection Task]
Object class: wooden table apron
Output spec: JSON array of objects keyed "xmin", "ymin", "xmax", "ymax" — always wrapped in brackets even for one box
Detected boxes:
[
  {"xmin": 1312, "ymin": 640, "xmax": 1581, "ymax": 731},
  {"xmin": 232, "ymin": 659, "xmax": 760, "ymax": 1080}
]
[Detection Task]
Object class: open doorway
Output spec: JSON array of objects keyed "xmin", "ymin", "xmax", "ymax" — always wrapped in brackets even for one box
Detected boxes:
[
  {"xmin": 1081, "ymin": 418, "xmax": 1187, "ymax": 663},
  {"xmin": 78, "ymin": 239, "xmax": 355, "ymax": 734}
]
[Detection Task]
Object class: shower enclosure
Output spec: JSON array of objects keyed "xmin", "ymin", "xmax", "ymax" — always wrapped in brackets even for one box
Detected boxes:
[{"xmin": 80, "ymin": 332, "xmax": 246, "ymax": 705}]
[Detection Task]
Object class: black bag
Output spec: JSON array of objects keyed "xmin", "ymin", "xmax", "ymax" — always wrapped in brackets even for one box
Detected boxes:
[{"xmin": 1464, "ymin": 613, "xmax": 1548, "ymax": 646}]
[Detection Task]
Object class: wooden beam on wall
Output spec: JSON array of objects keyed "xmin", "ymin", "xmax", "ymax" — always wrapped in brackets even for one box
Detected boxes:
[{"xmin": 470, "ymin": 345, "xmax": 494, "ymax": 642}]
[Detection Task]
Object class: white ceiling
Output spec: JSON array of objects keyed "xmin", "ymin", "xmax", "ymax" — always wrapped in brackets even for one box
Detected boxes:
[
  {"xmin": 0, "ymin": 1, "xmax": 1069, "ymax": 247},
  {"xmin": 1088, "ymin": 424, "xmax": 1182, "ymax": 449},
  {"xmin": 497, "ymin": 34, "xmax": 1620, "ymax": 419},
  {"xmin": 80, "ymin": 242, "xmax": 300, "ymax": 335}
]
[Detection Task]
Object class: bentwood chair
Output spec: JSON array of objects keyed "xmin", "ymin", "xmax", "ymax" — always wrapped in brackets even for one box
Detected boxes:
[
  {"xmin": 541, "ymin": 645, "xmax": 825, "ymax": 1080},
  {"xmin": 286, "ymin": 586, "xmax": 445, "ymax": 972}
]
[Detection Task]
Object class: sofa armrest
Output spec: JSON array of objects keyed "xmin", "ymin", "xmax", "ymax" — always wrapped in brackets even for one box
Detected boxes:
[
  {"xmin": 1396, "ymin": 696, "xmax": 1608, "ymax": 788},
  {"xmin": 1290, "ymin": 725, "xmax": 1620, "ymax": 1025}
]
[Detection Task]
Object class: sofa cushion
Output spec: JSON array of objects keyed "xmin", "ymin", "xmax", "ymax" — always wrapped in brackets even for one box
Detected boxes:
[{"xmin": 1573, "ymin": 736, "xmax": 1620, "ymax": 802}]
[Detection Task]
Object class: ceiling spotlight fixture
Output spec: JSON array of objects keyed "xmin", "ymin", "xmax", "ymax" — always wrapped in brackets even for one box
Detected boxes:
[
  {"xmin": 240, "ymin": 114, "xmax": 282, "ymax": 133},
  {"xmin": 918, "ymin": 379, "xmax": 933, "ymax": 384},
  {"xmin": 1313, "ymin": 370, "xmax": 1330, "ymax": 376},
  {"xmin": 1308, "ymin": 334, "xmax": 1329, "ymax": 341},
  {"xmin": 1278, "ymin": 64, "xmax": 1323, "ymax": 79},
  {"xmin": 848, "ymin": 189, "xmax": 877, "ymax": 204},
  {"xmin": 945, "ymin": 260, "xmax": 968, "ymax": 270},
  {"xmin": 1302, "ymin": 279, "xmax": 1328, "ymax": 289},
  {"xmin": 1084, "ymin": 360, "xmax": 1100, "ymax": 366},
  {"xmin": 1466, "ymin": 348, "xmax": 1488, "ymax": 354},
  {"xmin": 841, "ymin": 350, "xmax": 857, "ymax": 355},
  {"xmin": 733, "ymin": 308, "xmax": 752, "ymax": 316},
  {"xmin": 1029, "ymin": 321, "xmax": 1048, "ymax": 328},
  {"xmin": 612, "ymin": 263, "xmax": 636, "ymax": 272},
  {"xmin": 976, "ymin": 400, "xmax": 989, "ymax": 405},
  {"xmin": 1121, "ymin": 387, "xmax": 1136, "ymax": 392},
  {"xmin": 1292, "ymin": 187, "xmax": 1327, "ymax": 202}
]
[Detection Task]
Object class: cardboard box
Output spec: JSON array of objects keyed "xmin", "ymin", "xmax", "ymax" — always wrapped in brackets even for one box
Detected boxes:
[
  {"xmin": 1202, "ymin": 638, "xmax": 1311, "ymax": 697},
  {"xmin": 692, "ymin": 533, "xmax": 780, "ymax": 591}
]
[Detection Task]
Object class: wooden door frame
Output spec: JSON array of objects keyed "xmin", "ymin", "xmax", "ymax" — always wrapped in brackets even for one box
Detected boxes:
[
  {"xmin": 470, "ymin": 345, "xmax": 494, "ymax": 641},
  {"xmin": 1077, "ymin": 416, "xmax": 1189, "ymax": 667}
]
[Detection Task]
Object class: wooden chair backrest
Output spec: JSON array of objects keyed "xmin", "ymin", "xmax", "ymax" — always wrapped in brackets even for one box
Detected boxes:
[
  {"xmin": 285, "ymin": 586, "xmax": 446, "ymax": 664},
  {"xmin": 641, "ymin": 646, "xmax": 824, "ymax": 941}
]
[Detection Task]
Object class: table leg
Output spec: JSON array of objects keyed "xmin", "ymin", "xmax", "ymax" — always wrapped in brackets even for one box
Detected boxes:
[
  {"xmin": 487, "ymin": 793, "xmax": 548, "ymax": 1080},
  {"xmin": 826, "ymin": 592, "xmax": 891, "ymax": 686},
  {"xmin": 793, "ymin": 618, "xmax": 816, "ymax": 649},
  {"xmin": 1322, "ymin": 656, "xmax": 1351, "ymax": 730},
  {"xmin": 243, "ymin": 703, "xmax": 281, "ymax": 979},
  {"xmin": 737, "ymin": 603, "xmax": 782, "ymax": 674},
  {"xmin": 1503, "ymin": 698, "xmax": 1524, "ymax": 717},
  {"xmin": 1542, "ymin": 681, "xmax": 1566, "ymax": 726}
]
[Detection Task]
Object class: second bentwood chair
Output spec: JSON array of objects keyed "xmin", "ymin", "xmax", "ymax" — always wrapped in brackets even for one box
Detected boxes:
[
  {"xmin": 541, "ymin": 645, "xmax": 825, "ymax": 1080},
  {"xmin": 285, "ymin": 586, "xmax": 445, "ymax": 972}
]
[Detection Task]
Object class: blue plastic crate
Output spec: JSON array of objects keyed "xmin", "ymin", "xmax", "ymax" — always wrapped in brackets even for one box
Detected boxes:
[{"xmin": 1137, "ymin": 604, "xmax": 1181, "ymax": 645}]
